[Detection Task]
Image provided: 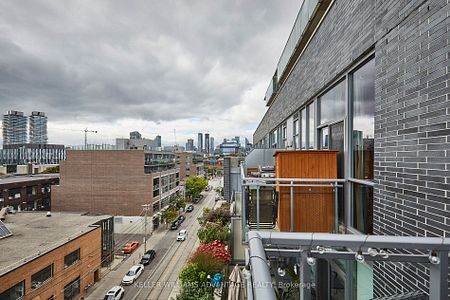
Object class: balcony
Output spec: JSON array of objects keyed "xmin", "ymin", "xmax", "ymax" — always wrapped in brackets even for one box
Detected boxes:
[{"xmin": 230, "ymin": 149, "xmax": 450, "ymax": 299}]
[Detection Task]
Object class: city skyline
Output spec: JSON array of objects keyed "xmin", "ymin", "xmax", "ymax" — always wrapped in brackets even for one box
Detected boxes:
[{"xmin": 0, "ymin": 1, "xmax": 299, "ymax": 147}]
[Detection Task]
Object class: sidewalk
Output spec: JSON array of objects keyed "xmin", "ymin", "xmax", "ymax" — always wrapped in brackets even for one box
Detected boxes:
[{"xmin": 85, "ymin": 225, "xmax": 168, "ymax": 299}]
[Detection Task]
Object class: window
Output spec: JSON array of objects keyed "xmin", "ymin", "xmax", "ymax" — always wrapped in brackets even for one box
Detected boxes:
[
  {"xmin": 282, "ymin": 123, "xmax": 287, "ymax": 148},
  {"xmin": 353, "ymin": 183, "xmax": 373, "ymax": 234},
  {"xmin": 31, "ymin": 264, "xmax": 53, "ymax": 290},
  {"xmin": 64, "ymin": 276, "xmax": 80, "ymax": 300},
  {"xmin": 0, "ymin": 281, "xmax": 25, "ymax": 300},
  {"xmin": 64, "ymin": 249, "xmax": 80, "ymax": 268},
  {"xmin": 308, "ymin": 103, "xmax": 315, "ymax": 149},
  {"xmin": 352, "ymin": 59, "xmax": 375, "ymax": 180},
  {"xmin": 301, "ymin": 108, "xmax": 307, "ymax": 149},
  {"xmin": 270, "ymin": 130, "xmax": 277, "ymax": 148},
  {"xmin": 319, "ymin": 80, "xmax": 346, "ymax": 124},
  {"xmin": 293, "ymin": 117, "xmax": 299, "ymax": 149},
  {"xmin": 320, "ymin": 127, "xmax": 329, "ymax": 150}
]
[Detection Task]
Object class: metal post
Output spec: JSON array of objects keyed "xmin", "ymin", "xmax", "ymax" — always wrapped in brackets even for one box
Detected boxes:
[
  {"xmin": 143, "ymin": 204, "xmax": 149, "ymax": 252},
  {"xmin": 256, "ymin": 186, "xmax": 260, "ymax": 231},
  {"xmin": 429, "ymin": 251, "xmax": 448, "ymax": 300},
  {"xmin": 290, "ymin": 181, "xmax": 294, "ymax": 232},
  {"xmin": 334, "ymin": 184, "xmax": 338, "ymax": 233},
  {"xmin": 300, "ymin": 251, "xmax": 311, "ymax": 300}
]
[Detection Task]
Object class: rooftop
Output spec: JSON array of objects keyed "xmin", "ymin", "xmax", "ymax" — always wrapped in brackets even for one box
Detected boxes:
[
  {"xmin": 0, "ymin": 211, "xmax": 110, "ymax": 276},
  {"xmin": 0, "ymin": 174, "xmax": 59, "ymax": 185}
]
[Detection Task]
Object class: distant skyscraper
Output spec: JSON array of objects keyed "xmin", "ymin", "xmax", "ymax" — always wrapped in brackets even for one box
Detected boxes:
[
  {"xmin": 186, "ymin": 138, "xmax": 194, "ymax": 151},
  {"xmin": 155, "ymin": 135, "xmax": 162, "ymax": 148},
  {"xmin": 210, "ymin": 137, "xmax": 214, "ymax": 153},
  {"xmin": 3, "ymin": 110, "xmax": 27, "ymax": 145},
  {"xmin": 205, "ymin": 133, "xmax": 210, "ymax": 154},
  {"xmin": 29, "ymin": 111, "xmax": 48, "ymax": 144},
  {"xmin": 129, "ymin": 131, "xmax": 142, "ymax": 139},
  {"xmin": 197, "ymin": 133, "xmax": 203, "ymax": 153}
]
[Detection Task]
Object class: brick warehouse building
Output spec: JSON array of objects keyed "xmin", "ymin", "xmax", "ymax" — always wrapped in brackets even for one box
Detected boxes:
[
  {"xmin": 0, "ymin": 174, "xmax": 59, "ymax": 211},
  {"xmin": 0, "ymin": 212, "xmax": 113, "ymax": 300},
  {"xmin": 52, "ymin": 150, "xmax": 180, "ymax": 216},
  {"xmin": 253, "ymin": 0, "xmax": 449, "ymax": 298}
]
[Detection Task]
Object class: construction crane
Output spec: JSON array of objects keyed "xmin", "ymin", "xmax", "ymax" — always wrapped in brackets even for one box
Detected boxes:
[{"xmin": 84, "ymin": 128, "xmax": 98, "ymax": 149}]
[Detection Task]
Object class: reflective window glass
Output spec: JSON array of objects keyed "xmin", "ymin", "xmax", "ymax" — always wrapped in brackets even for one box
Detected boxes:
[
  {"xmin": 320, "ymin": 80, "xmax": 346, "ymax": 124},
  {"xmin": 352, "ymin": 59, "xmax": 375, "ymax": 180}
]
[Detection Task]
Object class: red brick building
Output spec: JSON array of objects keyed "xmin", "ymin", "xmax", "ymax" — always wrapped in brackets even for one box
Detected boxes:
[
  {"xmin": 52, "ymin": 150, "xmax": 180, "ymax": 216},
  {"xmin": 0, "ymin": 212, "xmax": 113, "ymax": 300}
]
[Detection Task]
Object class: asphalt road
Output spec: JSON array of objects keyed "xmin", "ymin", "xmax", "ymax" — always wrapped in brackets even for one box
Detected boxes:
[{"xmin": 88, "ymin": 177, "xmax": 222, "ymax": 300}]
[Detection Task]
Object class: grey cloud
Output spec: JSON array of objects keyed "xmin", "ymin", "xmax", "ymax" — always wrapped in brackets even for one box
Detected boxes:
[{"xmin": 0, "ymin": 0, "xmax": 299, "ymax": 125}]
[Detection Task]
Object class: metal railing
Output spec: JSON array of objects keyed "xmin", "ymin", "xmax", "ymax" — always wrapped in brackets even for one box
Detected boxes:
[
  {"xmin": 247, "ymin": 231, "xmax": 450, "ymax": 300},
  {"xmin": 240, "ymin": 165, "xmax": 345, "ymax": 236}
]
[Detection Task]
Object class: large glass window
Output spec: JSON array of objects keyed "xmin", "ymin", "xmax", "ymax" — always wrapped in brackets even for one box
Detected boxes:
[
  {"xmin": 308, "ymin": 103, "xmax": 315, "ymax": 149},
  {"xmin": 0, "ymin": 281, "xmax": 25, "ymax": 300},
  {"xmin": 353, "ymin": 183, "xmax": 373, "ymax": 234},
  {"xmin": 352, "ymin": 59, "xmax": 375, "ymax": 180},
  {"xmin": 320, "ymin": 80, "xmax": 346, "ymax": 124},
  {"xmin": 293, "ymin": 118, "xmax": 299, "ymax": 149},
  {"xmin": 301, "ymin": 109, "xmax": 307, "ymax": 149},
  {"xmin": 32, "ymin": 264, "xmax": 53, "ymax": 290},
  {"xmin": 64, "ymin": 249, "xmax": 80, "ymax": 268},
  {"xmin": 64, "ymin": 276, "xmax": 80, "ymax": 300},
  {"xmin": 270, "ymin": 130, "xmax": 277, "ymax": 148}
]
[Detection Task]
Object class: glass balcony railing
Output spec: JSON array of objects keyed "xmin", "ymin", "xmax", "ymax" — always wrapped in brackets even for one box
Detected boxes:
[{"xmin": 265, "ymin": 0, "xmax": 320, "ymax": 106}]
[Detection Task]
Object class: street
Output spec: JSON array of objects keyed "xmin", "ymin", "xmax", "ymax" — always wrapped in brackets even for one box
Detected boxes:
[{"xmin": 86, "ymin": 177, "xmax": 222, "ymax": 300}]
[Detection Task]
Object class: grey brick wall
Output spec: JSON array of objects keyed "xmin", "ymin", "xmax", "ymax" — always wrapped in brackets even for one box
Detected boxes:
[
  {"xmin": 373, "ymin": 0, "xmax": 450, "ymax": 297},
  {"xmin": 253, "ymin": 0, "xmax": 450, "ymax": 297},
  {"xmin": 253, "ymin": 0, "xmax": 376, "ymax": 143}
]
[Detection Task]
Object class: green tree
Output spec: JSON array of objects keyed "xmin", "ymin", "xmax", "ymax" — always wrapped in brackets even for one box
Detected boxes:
[
  {"xmin": 197, "ymin": 222, "xmax": 231, "ymax": 244},
  {"xmin": 185, "ymin": 176, "xmax": 208, "ymax": 200},
  {"xmin": 42, "ymin": 165, "xmax": 60, "ymax": 173},
  {"xmin": 174, "ymin": 196, "xmax": 186, "ymax": 210},
  {"xmin": 161, "ymin": 209, "xmax": 178, "ymax": 223}
]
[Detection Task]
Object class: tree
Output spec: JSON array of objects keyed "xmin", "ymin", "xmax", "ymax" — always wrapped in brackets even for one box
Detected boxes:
[
  {"xmin": 175, "ymin": 196, "xmax": 186, "ymax": 210},
  {"xmin": 42, "ymin": 165, "xmax": 60, "ymax": 173},
  {"xmin": 161, "ymin": 209, "xmax": 178, "ymax": 223},
  {"xmin": 197, "ymin": 222, "xmax": 231, "ymax": 244},
  {"xmin": 185, "ymin": 176, "xmax": 208, "ymax": 200}
]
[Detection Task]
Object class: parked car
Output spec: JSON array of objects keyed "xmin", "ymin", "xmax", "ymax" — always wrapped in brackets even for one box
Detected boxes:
[
  {"xmin": 122, "ymin": 241, "xmax": 139, "ymax": 254},
  {"xmin": 140, "ymin": 249, "xmax": 156, "ymax": 265},
  {"xmin": 121, "ymin": 265, "xmax": 144, "ymax": 285},
  {"xmin": 170, "ymin": 220, "xmax": 180, "ymax": 230},
  {"xmin": 176, "ymin": 229, "xmax": 188, "ymax": 241},
  {"xmin": 186, "ymin": 204, "xmax": 194, "ymax": 212},
  {"xmin": 103, "ymin": 286, "xmax": 124, "ymax": 300},
  {"xmin": 193, "ymin": 197, "xmax": 200, "ymax": 204},
  {"xmin": 177, "ymin": 215, "xmax": 185, "ymax": 223}
]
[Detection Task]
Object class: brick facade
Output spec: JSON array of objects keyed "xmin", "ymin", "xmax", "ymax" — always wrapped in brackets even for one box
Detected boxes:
[
  {"xmin": 0, "ymin": 227, "xmax": 101, "ymax": 300},
  {"xmin": 252, "ymin": 0, "xmax": 450, "ymax": 297},
  {"xmin": 373, "ymin": 0, "xmax": 450, "ymax": 297},
  {"xmin": 52, "ymin": 150, "xmax": 153, "ymax": 216}
]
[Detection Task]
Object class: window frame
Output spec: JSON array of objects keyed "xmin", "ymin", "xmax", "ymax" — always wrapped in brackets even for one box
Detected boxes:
[
  {"xmin": 31, "ymin": 264, "xmax": 54, "ymax": 290},
  {"xmin": 64, "ymin": 248, "xmax": 81, "ymax": 269}
]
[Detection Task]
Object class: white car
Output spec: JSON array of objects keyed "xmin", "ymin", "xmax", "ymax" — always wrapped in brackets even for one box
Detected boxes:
[
  {"xmin": 121, "ymin": 264, "xmax": 144, "ymax": 285},
  {"xmin": 103, "ymin": 286, "xmax": 124, "ymax": 300},
  {"xmin": 176, "ymin": 229, "xmax": 188, "ymax": 241}
]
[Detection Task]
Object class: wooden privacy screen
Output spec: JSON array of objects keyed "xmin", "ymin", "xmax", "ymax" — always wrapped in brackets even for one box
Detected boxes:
[{"xmin": 274, "ymin": 150, "xmax": 338, "ymax": 232}]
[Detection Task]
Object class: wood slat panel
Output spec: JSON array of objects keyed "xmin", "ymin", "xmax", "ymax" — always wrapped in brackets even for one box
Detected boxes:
[{"xmin": 274, "ymin": 150, "xmax": 338, "ymax": 232}]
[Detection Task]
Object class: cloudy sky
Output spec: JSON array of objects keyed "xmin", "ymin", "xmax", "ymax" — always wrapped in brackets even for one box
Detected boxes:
[{"xmin": 0, "ymin": 0, "xmax": 299, "ymax": 147}]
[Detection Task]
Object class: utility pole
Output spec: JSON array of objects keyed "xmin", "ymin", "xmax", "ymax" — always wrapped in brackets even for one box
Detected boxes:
[
  {"xmin": 84, "ymin": 128, "xmax": 98, "ymax": 149},
  {"xmin": 142, "ymin": 204, "xmax": 151, "ymax": 252}
]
